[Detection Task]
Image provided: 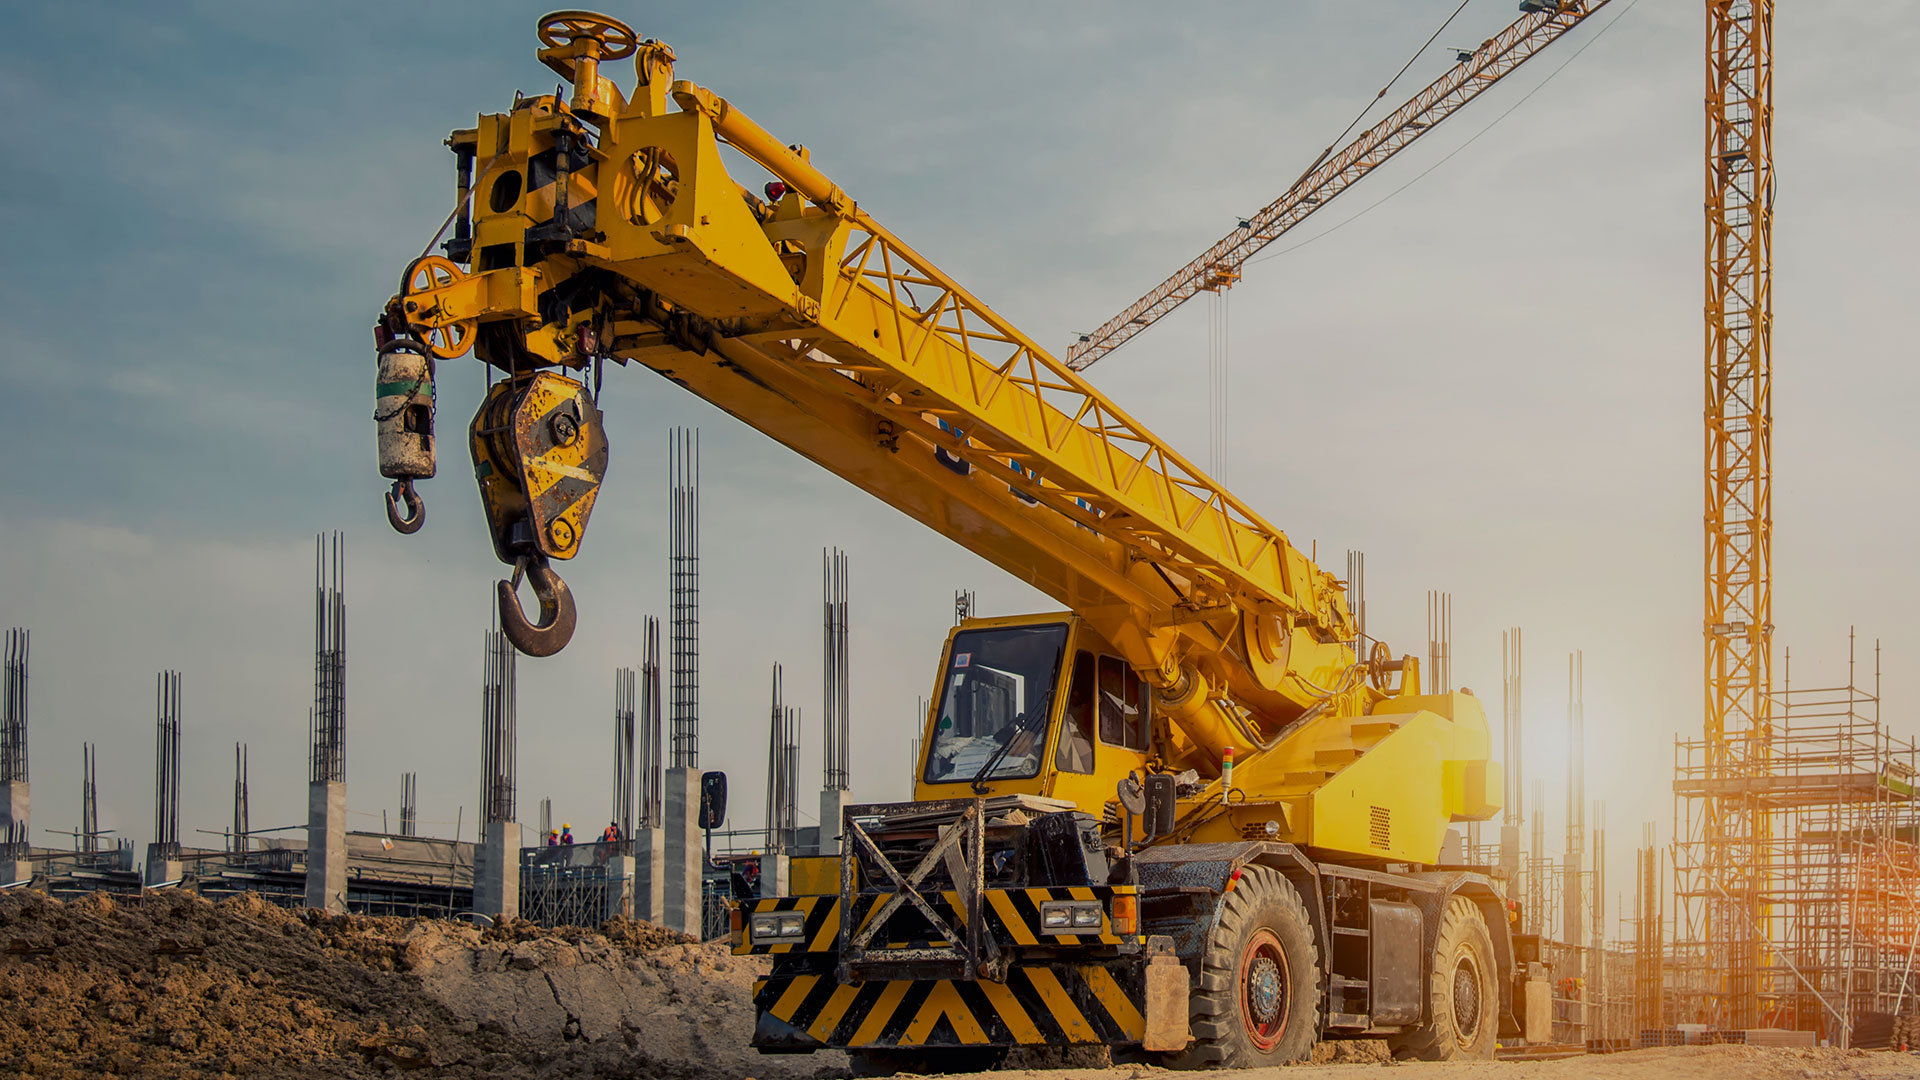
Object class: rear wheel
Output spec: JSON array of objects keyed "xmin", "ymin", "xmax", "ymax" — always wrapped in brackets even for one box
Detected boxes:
[
  {"xmin": 1173, "ymin": 864, "xmax": 1320, "ymax": 1067},
  {"xmin": 1390, "ymin": 895, "xmax": 1498, "ymax": 1060}
]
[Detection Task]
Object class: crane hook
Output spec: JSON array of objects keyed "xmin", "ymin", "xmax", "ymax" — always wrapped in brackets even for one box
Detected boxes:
[
  {"xmin": 385, "ymin": 479, "xmax": 426, "ymax": 534},
  {"xmin": 496, "ymin": 554, "xmax": 577, "ymax": 657}
]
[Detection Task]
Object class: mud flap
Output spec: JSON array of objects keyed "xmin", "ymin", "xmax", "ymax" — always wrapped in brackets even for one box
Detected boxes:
[
  {"xmin": 754, "ymin": 1008, "xmax": 824, "ymax": 1054},
  {"xmin": 1142, "ymin": 936, "xmax": 1190, "ymax": 1052}
]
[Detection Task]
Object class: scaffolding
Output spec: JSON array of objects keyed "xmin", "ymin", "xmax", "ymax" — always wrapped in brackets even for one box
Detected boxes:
[{"xmin": 1673, "ymin": 633, "xmax": 1920, "ymax": 1043}]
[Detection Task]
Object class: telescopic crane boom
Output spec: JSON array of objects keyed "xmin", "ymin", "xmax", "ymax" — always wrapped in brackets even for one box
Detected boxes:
[
  {"xmin": 373, "ymin": 14, "xmax": 1512, "ymax": 1066},
  {"xmin": 1066, "ymin": 0, "xmax": 1612, "ymax": 370}
]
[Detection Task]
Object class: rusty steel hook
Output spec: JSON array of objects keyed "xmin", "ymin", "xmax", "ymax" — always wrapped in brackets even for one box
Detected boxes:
[
  {"xmin": 385, "ymin": 479, "xmax": 426, "ymax": 535},
  {"xmin": 496, "ymin": 555, "xmax": 577, "ymax": 657}
]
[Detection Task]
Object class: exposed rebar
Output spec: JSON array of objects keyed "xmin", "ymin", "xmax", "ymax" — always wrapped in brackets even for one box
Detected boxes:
[
  {"xmin": 1, "ymin": 628, "xmax": 27, "ymax": 785},
  {"xmin": 823, "ymin": 548, "xmax": 850, "ymax": 792},
  {"xmin": 614, "ymin": 665, "xmax": 636, "ymax": 847},
  {"xmin": 669, "ymin": 428, "xmax": 700, "ymax": 768},
  {"xmin": 480, "ymin": 630, "xmax": 517, "ymax": 824},
  {"xmin": 153, "ymin": 671, "xmax": 182, "ymax": 859},
  {"xmin": 310, "ymin": 533, "xmax": 347, "ymax": 784},
  {"xmin": 639, "ymin": 616, "xmax": 664, "ymax": 828}
]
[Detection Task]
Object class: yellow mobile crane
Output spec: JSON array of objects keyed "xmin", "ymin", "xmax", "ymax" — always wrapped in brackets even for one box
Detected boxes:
[{"xmin": 375, "ymin": 12, "xmax": 1518, "ymax": 1068}]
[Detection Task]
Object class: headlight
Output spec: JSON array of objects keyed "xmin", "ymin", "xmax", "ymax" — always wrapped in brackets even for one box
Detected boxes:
[
  {"xmin": 1039, "ymin": 900, "xmax": 1104, "ymax": 935},
  {"xmin": 749, "ymin": 911, "xmax": 807, "ymax": 942}
]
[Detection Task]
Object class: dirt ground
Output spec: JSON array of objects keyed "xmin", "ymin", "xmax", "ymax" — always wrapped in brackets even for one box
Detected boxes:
[
  {"xmin": 0, "ymin": 889, "xmax": 1910, "ymax": 1078},
  {"xmin": 0, "ymin": 888, "xmax": 839, "ymax": 1079}
]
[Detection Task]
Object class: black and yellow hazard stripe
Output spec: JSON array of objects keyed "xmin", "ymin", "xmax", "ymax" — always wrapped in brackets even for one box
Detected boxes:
[
  {"xmin": 525, "ymin": 140, "xmax": 597, "ymax": 233},
  {"xmin": 751, "ymin": 964, "xmax": 1147, "ymax": 1049},
  {"xmin": 736, "ymin": 886, "xmax": 1137, "ymax": 954}
]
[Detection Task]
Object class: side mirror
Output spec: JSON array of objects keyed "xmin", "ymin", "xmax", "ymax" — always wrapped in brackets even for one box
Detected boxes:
[
  {"xmin": 1143, "ymin": 773, "xmax": 1177, "ymax": 840},
  {"xmin": 700, "ymin": 771, "xmax": 728, "ymax": 830}
]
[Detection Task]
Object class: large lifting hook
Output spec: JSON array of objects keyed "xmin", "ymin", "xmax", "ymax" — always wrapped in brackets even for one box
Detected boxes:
[
  {"xmin": 497, "ymin": 554, "xmax": 577, "ymax": 657},
  {"xmin": 385, "ymin": 479, "xmax": 426, "ymax": 534}
]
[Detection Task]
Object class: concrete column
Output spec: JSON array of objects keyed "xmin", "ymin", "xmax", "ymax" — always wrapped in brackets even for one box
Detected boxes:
[
  {"xmin": 761, "ymin": 853, "xmax": 790, "ymax": 898},
  {"xmin": 633, "ymin": 825, "xmax": 667, "ymax": 923},
  {"xmin": 474, "ymin": 821, "xmax": 520, "ymax": 920},
  {"xmin": 817, "ymin": 788, "xmax": 849, "ymax": 857},
  {"xmin": 305, "ymin": 780, "xmax": 347, "ymax": 912},
  {"xmin": 663, "ymin": 766, "xmax": 704, "ymax": 938},
  {"xmin": 1, "ymin": 780, "xmax": 28, "ymax": 887},
  {"xmin": 143, "ymin": 848, "xmax": 184, "ymax": 887},
  {"xmin": 604, "ymin": 854, "xmax": 637, "ymax": 921}
]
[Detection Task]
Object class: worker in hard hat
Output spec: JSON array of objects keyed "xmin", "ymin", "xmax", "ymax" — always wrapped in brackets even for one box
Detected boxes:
[
  {"xmin": 546, "ymin": 829, "xmax": 559, "ymax": 847},
  {"xmin": 560, "ymin": 823, "xmax": 574, "ymax": 845}
]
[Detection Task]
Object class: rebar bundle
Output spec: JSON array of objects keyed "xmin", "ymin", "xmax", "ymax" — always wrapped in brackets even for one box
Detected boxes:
[
  {"xmin": 153, "ymin": 671, "xmax": 182, "ymax": 859},
  {"xmin": 2, "ymin": 628, "xmax": 26, "ymax": 785},
  {"xmin": 81, "ymin": 743, "xmax": 97, "ymax": 855},
  {"xmin": 640, "ymin": 616, "xmax": 663, "ymax": 827},
  {"xmin": 1426, "ymin": 591, "xmax": 1452, "ymax": 695},
  {"xmin": 480, "ymin": 630, "xmax": 517, "ymax": 824},
  {"xmin": 400, "ymin": 772, "xmax": 417, "ymax": 837},
  {"xmin": 669, "ymin": 427, "xmax": 700, "ymax": 768},
  {"xmin": 614, "ymin": 666, "xmax": 636, "ymax": 844},
  {"xmin": 232, "ymin": 743, "xmax": 249, "ymax": 855},
  {"xmin": 1344, "ymin": 551, "xmax": 1367, "ymax": 658},
  {"xmin": 310, "ymin": 534, "xmax": 346, "ymax": 784},
  {"xmin": 822, "ymin": 548, "xmax": 850, "ymax": 792},
  {"xmin": 765, "ymin": 664, "xmax": 798, "ymax": 852}
]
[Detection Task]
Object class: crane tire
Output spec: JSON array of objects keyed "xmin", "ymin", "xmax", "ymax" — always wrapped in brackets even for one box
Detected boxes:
[
  {"xmin": 1170, "ymin": 864, "xmax": 1320, "ymax": 1068},
  {"xmin": 1390, "ymin": 895, "xmax": 1498, "ymax": 1060}
]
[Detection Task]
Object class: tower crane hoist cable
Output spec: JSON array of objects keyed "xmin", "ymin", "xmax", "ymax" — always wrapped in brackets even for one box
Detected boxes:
[{"xmin": 1065, "ymin": 0, "xmax": 1613, "ymax": 371}]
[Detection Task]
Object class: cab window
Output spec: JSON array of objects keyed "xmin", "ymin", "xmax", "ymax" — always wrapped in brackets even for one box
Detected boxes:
[
  {"xmin": 1055, "ymin": 651, "xmax": 1096, "ymax": 774},
  {"xmin": 1097, "ymin": 655, "xmax": 1149, "ymax": 751}
]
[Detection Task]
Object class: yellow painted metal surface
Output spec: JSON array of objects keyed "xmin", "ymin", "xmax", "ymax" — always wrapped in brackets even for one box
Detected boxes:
[{"xmin": 385, "ymin": 13, "xmax": 1499, "ymax": 867}]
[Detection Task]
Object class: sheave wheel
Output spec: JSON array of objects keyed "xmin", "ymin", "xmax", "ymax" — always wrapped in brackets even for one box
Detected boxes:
[
  {"xmin": 1390, "ymin": 895, "xmax": 1498, "ymax": 1060},
  {"xmin": 1172, "ymin": 864, "xmax": 1320, "ymax": 1068}
]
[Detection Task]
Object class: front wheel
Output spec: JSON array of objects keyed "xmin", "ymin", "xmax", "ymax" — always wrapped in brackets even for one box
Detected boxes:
[
  {"xmin": 1390, "ymin": 895, "xmax": 1498, "ymax": 1060},
  {"xmin": 1173, "ymin": 864, "xmax": 1320, "ymax": 1067}
]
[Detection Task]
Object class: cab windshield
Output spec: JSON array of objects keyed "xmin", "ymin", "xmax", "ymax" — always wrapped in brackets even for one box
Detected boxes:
[{"xmin": 923, "ymin": 624, "xmax": 1068, "ymax": 785}]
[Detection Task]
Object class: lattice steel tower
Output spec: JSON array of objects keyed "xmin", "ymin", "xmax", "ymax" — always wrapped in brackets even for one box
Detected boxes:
[{"xmin": 1696, "ymin": 0, "xmax": 1774, "ymax": 1030}]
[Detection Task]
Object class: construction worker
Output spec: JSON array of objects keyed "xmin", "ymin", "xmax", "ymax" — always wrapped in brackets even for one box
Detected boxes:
[
  {"xmin": 560, "ymin": 823, "xmax": 574, "ymax": 845},
  {"xmin": 546, "ymin": 829, "xmax": 559, "ymax": 847},
  {"xmin": 601, "ymin": 821, "xmax": 619, "ymax": 844}
]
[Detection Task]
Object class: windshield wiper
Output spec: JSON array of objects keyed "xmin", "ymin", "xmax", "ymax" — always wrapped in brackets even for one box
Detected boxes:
[{"xmin": 970, "ymin": 686, "xmax": 1055, "ymax": 794}]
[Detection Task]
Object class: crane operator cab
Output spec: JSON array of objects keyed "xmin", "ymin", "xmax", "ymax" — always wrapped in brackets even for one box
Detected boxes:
[{"xmin": 918, "ymin": 615, "xmax": 1150, "ymax": 812}]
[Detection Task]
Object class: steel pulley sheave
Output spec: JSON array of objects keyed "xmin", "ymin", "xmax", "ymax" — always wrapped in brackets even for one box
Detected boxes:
[{"xmin": 401, "ymin": 256, "xmax": 478, "ymax": 360}]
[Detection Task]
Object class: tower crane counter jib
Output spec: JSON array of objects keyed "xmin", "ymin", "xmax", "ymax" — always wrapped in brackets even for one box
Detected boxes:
[{"xmin": 373, "ymin": 12, "xmax": 1514, "ymax": 1066}]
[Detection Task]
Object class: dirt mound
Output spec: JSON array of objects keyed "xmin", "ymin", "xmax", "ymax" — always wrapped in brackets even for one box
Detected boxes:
[{"xmin": 0, "ymin": 888, "xmax": 832, "ymax": 1079}]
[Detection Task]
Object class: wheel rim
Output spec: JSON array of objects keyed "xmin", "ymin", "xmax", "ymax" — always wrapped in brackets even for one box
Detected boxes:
[
  {"xmin": 1451, "ymin": 951, "xmax": 1482, "ymax": 1043},
  {"xmin": 1239, "ymin": 927, "xmax": 1290, "ymax": 1051}
]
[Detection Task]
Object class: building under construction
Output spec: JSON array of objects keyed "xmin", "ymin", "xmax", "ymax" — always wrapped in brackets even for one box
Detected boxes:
[{"xmin": 1669, "ymin": 635, "xmax": 1920, "ymax": 1045}]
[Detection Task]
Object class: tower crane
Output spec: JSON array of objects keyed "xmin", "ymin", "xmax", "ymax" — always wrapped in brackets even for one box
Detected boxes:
[
  {"xmin": 372, "ymin": 10, "xmax": 1524, "ymax": 1068},
  {"xmin": 1066, "ymin": 0, "xmax": 1613, "ymax": 371}
]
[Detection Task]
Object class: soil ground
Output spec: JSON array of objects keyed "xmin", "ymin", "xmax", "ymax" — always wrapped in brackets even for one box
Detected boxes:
[{"xmin": 0, "ymin": 889, "xmax": 1909, "ymax": 1078}]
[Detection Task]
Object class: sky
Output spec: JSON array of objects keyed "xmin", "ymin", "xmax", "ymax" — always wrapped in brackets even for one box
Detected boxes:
[{"xmin": 2, "ymin": 0, "xmax": 1917, "ymax": 919}]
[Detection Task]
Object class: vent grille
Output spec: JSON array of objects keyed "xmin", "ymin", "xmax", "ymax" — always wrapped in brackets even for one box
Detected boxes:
[{"xmin": 1369, "ymin": 806, "xmax": 1391, "ymax": 849}]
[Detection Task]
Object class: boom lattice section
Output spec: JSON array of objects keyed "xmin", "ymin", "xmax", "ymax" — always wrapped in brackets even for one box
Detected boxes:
[{"xmin": 1067, "ymin": 0, "xmax": 1611, "ymax": 370}]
